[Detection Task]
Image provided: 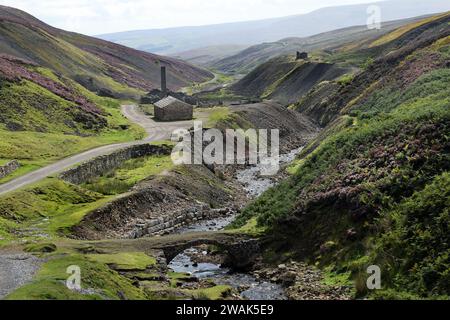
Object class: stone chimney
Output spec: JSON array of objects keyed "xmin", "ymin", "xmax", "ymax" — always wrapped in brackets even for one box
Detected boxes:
[{"xmin": 161, "ymin": 66, "xmax": 167, "ymax": 95}]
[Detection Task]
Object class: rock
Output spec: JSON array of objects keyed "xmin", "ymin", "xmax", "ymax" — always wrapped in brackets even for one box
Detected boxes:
[{"xmin": 280, "ymin": 271, "xmax": 297, "ymax": 287}]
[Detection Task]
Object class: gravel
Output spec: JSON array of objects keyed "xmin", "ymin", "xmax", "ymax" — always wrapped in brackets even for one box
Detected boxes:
[{"xmin": 0, "ymin": 253, "xmax": 42, "ymax": 299}]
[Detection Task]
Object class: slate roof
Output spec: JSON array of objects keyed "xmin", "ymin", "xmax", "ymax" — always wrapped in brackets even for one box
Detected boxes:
[{"xmin": 154, "ymin": 96, "xmax": 191, "ymax": 109}]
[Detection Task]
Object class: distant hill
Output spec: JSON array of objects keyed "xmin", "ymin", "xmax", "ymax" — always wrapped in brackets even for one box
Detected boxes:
[
  {"xmin": 98, "ymin": 0, "xmax": 450, "ymax": 55},
  {"xmin": 0, "ymin": 5, "xmax": 212, "ymax": 98},
  {"xmin": 212, "ymin": 16, "xmax": 427, "ymax": 74},
  {"xmin": 0, "ymin": 6, "xmax": 211, "ymax": 173},
  {"xmin": 170, "ymin": 45, "xmax": 248, "ymax": 67}
]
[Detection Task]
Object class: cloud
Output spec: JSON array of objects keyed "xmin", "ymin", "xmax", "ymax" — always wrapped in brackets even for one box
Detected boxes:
[{"xmin": 0, "ymin": 0, "xmax": 377, "ymax": 35}]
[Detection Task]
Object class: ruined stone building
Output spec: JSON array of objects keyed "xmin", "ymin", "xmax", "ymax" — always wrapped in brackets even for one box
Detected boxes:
[
  {"xmin": 296, "ymin": 51, "xmax": 308, "ymax": 60},
  {"xmin": 154, "ymin": 96, "xmax": 193, "ymax": 121}
]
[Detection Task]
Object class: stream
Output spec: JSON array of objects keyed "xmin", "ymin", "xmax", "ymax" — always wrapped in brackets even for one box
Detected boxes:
[{"xmin": 168, "ymin": 148, "xmax": 303, "ymax": 300}]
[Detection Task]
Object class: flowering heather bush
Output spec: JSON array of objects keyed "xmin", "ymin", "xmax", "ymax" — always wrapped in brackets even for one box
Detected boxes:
[{"xmin": 0, "ymin": 54, "xmax": 103, "ymax": 116}]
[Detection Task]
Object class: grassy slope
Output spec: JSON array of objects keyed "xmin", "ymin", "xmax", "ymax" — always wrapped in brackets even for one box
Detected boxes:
[
  {"xmin": 0, "ymin": 6, "xmax": 213, "ymax": 183},
  {"xmin": 6, "ymin": 242, "xmax": 231, "ymax": 300},
  {"xmin": 81, "ymin": 154, "xmax": 174, "ymax": 195},
  {"xmin": 0, "ymin": 152, "xmax": 176, "ymax": 245},
  {"xmin": 0, "ymin": 6, "xmax": 213, "ymax": 95},
  {"xmin": 230, "ymin": 54, "xmax": 349, "ymax": 105},
  {"xmin": 233, "ymin": 16, "xmax": 450, "ymax": 299},
  {"xmin": 212, "ymin": 17, "xmax": 425, "ymax": 74},
  {"xmin": 0, "ymin": 69, "xmax": 145, "ymax": 184}
]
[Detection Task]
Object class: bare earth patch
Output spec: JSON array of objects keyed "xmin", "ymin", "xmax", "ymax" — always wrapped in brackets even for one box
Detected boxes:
[{"xmin": 0, "ymin": 252, "xmax": 42, "ymax": 299}]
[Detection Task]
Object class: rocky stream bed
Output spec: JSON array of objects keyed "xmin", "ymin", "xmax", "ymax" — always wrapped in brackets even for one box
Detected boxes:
[{"xmin": 166, "ymin": 145, "xmax": 353, "ymax": 300}]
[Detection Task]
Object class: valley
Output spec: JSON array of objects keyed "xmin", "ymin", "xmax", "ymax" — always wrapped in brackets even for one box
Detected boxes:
[{"xmin": 0, "ymin": 3, "xmax": 449, "ymax": 302}]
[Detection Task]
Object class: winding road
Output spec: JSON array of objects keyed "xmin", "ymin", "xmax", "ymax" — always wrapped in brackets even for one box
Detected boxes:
[{"xmin": 0, "ymin": 105, "xmax": 193, "ymax": 197}]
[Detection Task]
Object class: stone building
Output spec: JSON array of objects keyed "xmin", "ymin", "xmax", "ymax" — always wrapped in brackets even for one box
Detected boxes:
[{"xmin": 154, "ymin": 96, "xmax": 193, "ymax": 121}]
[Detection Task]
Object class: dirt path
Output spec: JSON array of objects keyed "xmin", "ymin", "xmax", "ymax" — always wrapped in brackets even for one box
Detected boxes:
[
  {"xmin": 0, "ymin": 105, "xmax": 192, "ymax": 197},
  {"xmin": 0, "ymin": 252, "xmax": 42, "ymax": 299}
]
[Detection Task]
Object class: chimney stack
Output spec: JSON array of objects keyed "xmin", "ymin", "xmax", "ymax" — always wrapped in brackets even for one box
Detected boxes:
[{"xmin": 161, "ymin": 66, "xmax": 167, "ymax": 96}]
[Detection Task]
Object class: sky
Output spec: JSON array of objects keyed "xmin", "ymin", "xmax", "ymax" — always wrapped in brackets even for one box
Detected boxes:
[{"xmin": 0, "ymin": 0, "xmax": 381, "ymax": 35}]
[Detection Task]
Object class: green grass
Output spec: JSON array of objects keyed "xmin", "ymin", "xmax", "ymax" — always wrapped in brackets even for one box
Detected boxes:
[
  {"xmin": 226, "ymin": 217, "xmax": 267, "ymax": 237},
  {"xmin": 368, "ymin": 172, "xmax": 450, "ymax": 298},
  {"xmin": 183, "ymin": 71, "xmax": 234, "ymax": 95},
  {"xmin": 321, "ymin": 266, "xmax": 353, "ymax": 287},
  {"xmin": 0, "ymin": 161, "xmax": 42, "ymax": 184},
  {"xmin": 24, "ymin": 242, "xmax": 57, "ymax": 254},
  {"xmin": 0, "ymin": 76, "xmax": 145, "ymax": 183},
  {"xmin": 0, "ymin": 152, "xmax": 176, "ymax": 242},
  {"xmin": 87, "ymin": 252, "xmax": 156, "ymax": 271},
  {"xmin": 336, "ymin": 73, "xmax": 355, "ymax": 85},
  {"xmin": 369, "ymin": 13, "xmax": 450, "ymax": 48},
  {"xmin": 140, "ymin": 104, "xmax": 154, "ymax": 117},
  {"xmin": 0, "ymin": 178, "xmax": 111, "ymax": 241},
  {"xmin": 196, "ymin": 107, "xmax": 231, "ymax": 128},
  {"xmin": 191, "ymin": 285, "xmax": 233, "ymax": 300},
  {"xmin": 6, "ymin": 251, "xmax": 148, "ymax": 300},
  {"xmin": 195, "ymin": 88, "xmax": 244, "ymax": 102},
  {"xmin": 232, "ymin": 44, "xmax": 450, "ymax": 299}
]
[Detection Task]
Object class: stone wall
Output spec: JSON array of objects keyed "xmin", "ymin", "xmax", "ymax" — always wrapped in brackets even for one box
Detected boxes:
[
  {"xmin": 60, "ymin": 144, "xmax": 172, "ymax": 185},
  {"xmin": 131, "ymin": 206, "xmax": 234, "ymax": 239},
  {"xmin": 0, "ymin": 160, "xmax": 20, "ymax": 179},
  {"xmin": 72, "ymin": 182, "xmax": 236, "ymax": 240}
]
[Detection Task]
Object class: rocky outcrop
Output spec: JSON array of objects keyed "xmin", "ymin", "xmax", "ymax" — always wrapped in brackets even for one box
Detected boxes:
[
  {"xmin": 60, "ymin": 144, "xmax": 172, "ymax": 185},
  {"xmin": 0, "ymin": 160, "xmax": 20, "ymax": 179},
  {"xmin": 253, "ymin": 262, "xmax": 353, "ymax": 300}
]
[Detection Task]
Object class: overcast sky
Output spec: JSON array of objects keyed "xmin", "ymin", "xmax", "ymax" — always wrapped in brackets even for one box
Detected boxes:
[{"xmin": 0, "ymin": 0, "xmax": 381, "ymax": 35}]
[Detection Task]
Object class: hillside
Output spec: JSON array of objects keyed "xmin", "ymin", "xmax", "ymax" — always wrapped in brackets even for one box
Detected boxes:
[
  {"xmin": 98, "ymin": 0, "xmax": 450, "ymax": 55},
  {"xmin": 213, "ymin": 17, "xmax": 427, "ymax": 74},
  {"xmin": 0, "ymin": 5, "xmax": 212, "ymax": 99},
  {"xmin": 170, "ymin": 45, "xmax": 248, "ymax": 67},
  {"xmin": 230, "ymin": 55, "xmax": 349, "ymax": 105},
  {"xmin": 233, "ymin": 12, "xmax": 450, "ymax": 299}
]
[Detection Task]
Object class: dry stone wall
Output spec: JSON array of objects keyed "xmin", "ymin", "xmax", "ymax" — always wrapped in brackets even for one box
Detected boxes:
[{"xmin": 0, "ymin": 160, "xmax": 20, "ymax": 179}]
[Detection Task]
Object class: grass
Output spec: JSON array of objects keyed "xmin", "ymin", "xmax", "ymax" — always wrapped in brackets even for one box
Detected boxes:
[
  {"xmin": 232, "ymin": 42, "xmax": 450, "ymax": 299},
  {"xmin": 0, "ymin": 75, "xmax": 145, "ymax": 183},
  {"xmin": 0, "ymin": 153, "xmax": 176, "ymax": 242},
  {"xmin": 336, "ymin": 73, "xmax": 355, "ymax": 86},
  {"xmin": 0, "ymin": 161, "xmax": 42, "ymax": 184},
  {"xmin": 192, "ymin": 285, "xmax": 232, "ymax": 300},
  {"xmin": 140, "ymin": 104, "xmax": 154, "ymax": 117},
  {"xmin": 370, "ymin": 12, "xmax": 450, "ymax": 48},
  {"xmin": 227, "ymin": 217, "xmax": 267, "ymax": 237},
  {"xmin": 87, "ymin": 252, "xmax": 156, "ymax": 271},
  {"xmin": 195, "ymin": 88, "xmax": 244, "ymax": 102},
  {"xmin": 6, "ymin": 250, "xmax": 148, "ymax": 300},
  {"xmin": 5, "ymin": 237, "xmax": 232, "ymax": 300},
  {"xmin": 197, "ymin": 107, "xmax": 231, "ymax": 128},
  {"xmin": 182, "ymin": 71, "xmax": 234, "ymax": 95},
  {"xmin": 82, "ymin": 154, "xmax": 174, "ymax": 195},
  {"xmin": 0, "ymin": 177, "xmax": 110, "ymax": 241}
]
